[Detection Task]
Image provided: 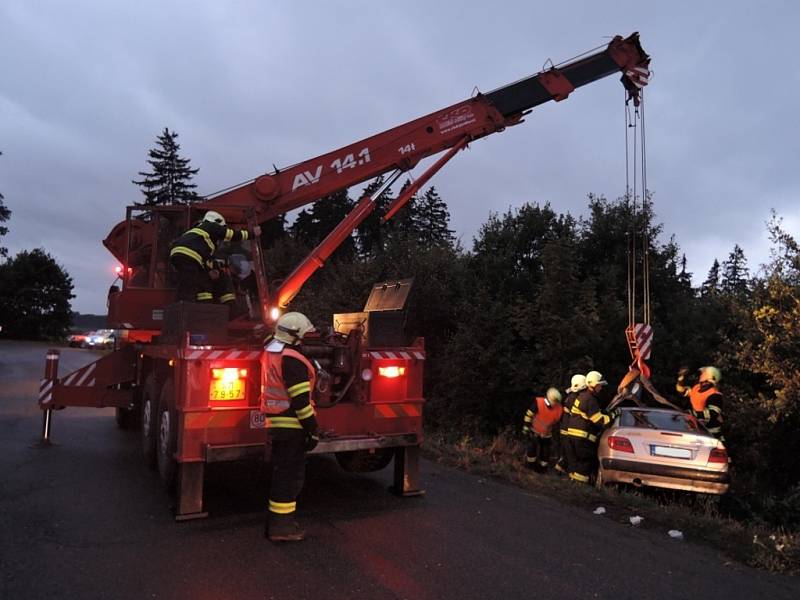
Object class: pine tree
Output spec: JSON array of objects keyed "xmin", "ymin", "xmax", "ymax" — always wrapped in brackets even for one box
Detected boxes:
[
  {"xmin": 721, "ymin": 244, "xmax": 750, "ymax": 298},
  {"xmin": 0, "ymin": 151, "xmax": 10, "ymax": 259},
  {"xmin": 701, "ymin": 259, "xmax": 721, "ymax": 296},
  {"xmin": 415, "ymin": 186, "xmax": 454, "ymax": 251},
  {"xmin": 132, "ymin": 128, "xmax": 200, "ymax": 206}
]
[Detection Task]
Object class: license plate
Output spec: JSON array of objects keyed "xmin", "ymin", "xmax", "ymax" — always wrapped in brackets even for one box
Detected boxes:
[
  {"xmin": 209, "ymin": 380, "xmax": 245, "ymax": 401},
  {"xmin": 651, "ymin": 445, "xmax": 691, "ymax": 459}
]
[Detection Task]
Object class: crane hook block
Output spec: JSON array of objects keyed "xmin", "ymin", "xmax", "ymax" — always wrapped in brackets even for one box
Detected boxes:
[
  {"xmin": 539, "ymin": 69, "xmax": 575, "ymax": 102},
  {"xmin": 253, "ymin": 175, "xmax": 281, "ymax": 201}
]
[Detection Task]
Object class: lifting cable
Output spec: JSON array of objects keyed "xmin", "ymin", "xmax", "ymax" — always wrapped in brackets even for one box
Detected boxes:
[{"xmin": 624, "ymin": 89, "xmax": 650, "ymax": 329}]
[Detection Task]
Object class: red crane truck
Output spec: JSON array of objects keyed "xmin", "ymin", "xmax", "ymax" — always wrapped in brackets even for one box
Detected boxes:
[{"xmin": 38, "ymin": 33, "xmax": 650, "ymax": 519}]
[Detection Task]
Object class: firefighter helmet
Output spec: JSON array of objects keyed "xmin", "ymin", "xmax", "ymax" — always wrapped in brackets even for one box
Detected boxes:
[
  {"xmin": 698, "ymin": 366, "xmax": 721, "ymax": 385},
  {"xmin": 569, "ymin": 374, "xmax": 587, "ymax": 393},
  {"xmin": 586, "ymin": 370, "xmax": 608, "ymax": 388},
  {"xmin": 203, "ymin": 210, "xmax": 226, "ymax": 226},
  {"xmin": 546, "ymin": 387, "xmax": 563, "ymax": 405},
  {"xmin": 274, "ymin": 312, "xmax": 316, "ymax": 345}
]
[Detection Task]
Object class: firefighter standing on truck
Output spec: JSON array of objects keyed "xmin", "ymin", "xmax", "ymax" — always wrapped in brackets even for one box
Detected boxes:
[
  {"xmin": 522, "ymin": 387, "xmax": 563, "ymax": 472},
  {"xmin": 168, "ymin": 210, "xmax": 258, "ymax": 303},
  {"xmin": 676, "ymin": 365, "xmax": 724, "ymax": 440},
  {"xmin": 564, "ymin": 370, "xmax": 610, "ymax": 484},
  {"xmin": 260, "ymin": 312, "xmax": 320, "ymax": 542}
]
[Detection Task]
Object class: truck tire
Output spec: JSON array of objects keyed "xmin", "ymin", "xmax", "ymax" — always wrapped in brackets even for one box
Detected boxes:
[
  {"xmin": 141, "ymin": 375, "xmax": 160, "ymax": 469},
  {"xmin": 156, "ymin": 378, "xmax": 178, "ymax": 489},
  {"xmin": 115, "ymin": 406, "xmax": 139, "ymax": 430},
  {"xmin": 335, "ymin": 448, "xmax": 394, "ymax": 473}
]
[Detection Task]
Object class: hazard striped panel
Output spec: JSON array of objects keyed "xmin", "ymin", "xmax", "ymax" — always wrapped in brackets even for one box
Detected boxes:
[
  {"xmin": 365, "ymin": 350, "xmax": 425, "ymax": 360},
  {"xmin": 373, "ymin": 403, "xmax": 422, "ymax": 419},
  {"xmin": 39, "ymin": 379, "xmax": 54, "ymax": 405},
  {"xmin": 61, "ymin": 362, "xmax": 97, "ymax": 387},
  {"xmin": 634, "ymin": 323, "xmax": 653, "ymax": 360},
  {"xmin": 184, "ymin": 411, "xmax": 249, "ymax": 430},
  {"xmin": 181, "ymin": 349, "xmax": 262, "ymax": 361}
]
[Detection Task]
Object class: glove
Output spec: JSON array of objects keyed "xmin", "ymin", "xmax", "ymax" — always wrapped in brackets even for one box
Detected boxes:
[{"xmin": 304, "ymin": 433, "xmax": 319, "ymax": 452}]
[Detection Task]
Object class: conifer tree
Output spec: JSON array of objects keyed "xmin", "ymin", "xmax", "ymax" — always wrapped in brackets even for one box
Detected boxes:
[
  {"xmin": 721, "ymin": 244, "xmax": 750, "ymax": 298},
  {"xmin": 0, "ymin": 151, "xmax": 10, "ymax": 259},
  {"xmin": 132, "ymin": 128, "xmax": 200, "ymax": 206},
  {"xmin": 701, "ymin": 259, "xmax": 721, "ymax": 296}
]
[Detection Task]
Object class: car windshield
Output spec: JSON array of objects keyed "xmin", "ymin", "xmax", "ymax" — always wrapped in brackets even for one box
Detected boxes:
[{"xmin": 620, "ymin": 410, "xmax": 701, "ymax": 433}]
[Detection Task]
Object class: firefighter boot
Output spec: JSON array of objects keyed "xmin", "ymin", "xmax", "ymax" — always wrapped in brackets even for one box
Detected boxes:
[{"xmin": 266, "ymin": 513, "xmax": 305, "ymax": 542}]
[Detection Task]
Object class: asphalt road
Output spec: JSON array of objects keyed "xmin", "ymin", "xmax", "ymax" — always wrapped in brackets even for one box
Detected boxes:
[{"xmin": 1, "ymin": 339, "xmax": 798, "ymax": 600}]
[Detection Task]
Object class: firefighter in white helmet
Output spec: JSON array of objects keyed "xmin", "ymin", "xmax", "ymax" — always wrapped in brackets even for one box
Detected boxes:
[
  {"xmin": 564, "ymin": 370, "xmax": 610, "ymax": 483},
  {"xmin": 676, "ymin": 365, "xmax": 724, "ymax": 440},
  {"xmin": 169, "ymin": 210, "xmax": 259, "ymax": 304},
  {"xmin": 555, "ymin": 373, "xmax": 587, "ymax": 475},
  {"xmin": 522, "ymin": 387, "xmax": 564, "ymax": 472},
  {"xmin": 260, "ymin": 312, "xmax": 319, "ymax": 542}
]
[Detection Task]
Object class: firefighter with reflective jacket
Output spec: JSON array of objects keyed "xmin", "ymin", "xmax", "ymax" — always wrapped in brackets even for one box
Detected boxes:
[
  {"xmin": 260, "ymin": 312, "xmax": 320, "ymax": 542},
  {"xmin": 169, "ymin": 210, "xmax": 258, "ymax": 304},
  {"xmin": 564, "ymin": 371, "xmax": 610, "ymax": 484},
  {"xmin": 523, "ymin": 387, "xmax": 563, "ymax": 472},
  {"xmin": 676, "ymin": 365, "xmax": 724, "ymax": 440},
  {"xmin": 555, "ymin": 374, "xmax": 587, "ymax": 475}
]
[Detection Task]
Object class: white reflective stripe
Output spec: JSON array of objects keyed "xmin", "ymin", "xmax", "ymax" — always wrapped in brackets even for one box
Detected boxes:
[
  {"xmin": 247, "ymin": 351, "xmax": 262, "ymax": 360},
  {"xmin": 384, "ymin": 351, "xmax": 397, "ymax": 359},
  {"xmin": 76, "ymin": 363, "xmax": 96, "ymax": 386},
  {"xmin": 413, "ymin": 352, "xmax": 425, "ymax": 360},
  {"xmin": 63, "ymin": 370, "xmax": 80, "ymax": 386},
  {"xmin": 46, "ymin": 354, "xmax": 59, "ymax": 360},
  {"xmin": 207, "ymin": 351, "xmax": 225, "ymax": 360},
  {"xmin": 400, "ymin": 352, "xmax": 411, "ymax": 359},
  {"xmin": 226, "ymin": 351, "xmax": 241, "ymax": 359},
  {"xmin": 370, "ymin": 352, "xmax": 382, "ymax": 359},
  {"xmin": 187, "ymin": 350, "xmax": 205, "ymax": 360},
  {"xmin": 88, "ymin": 379, "xmax": 96, "ymax": 387}
]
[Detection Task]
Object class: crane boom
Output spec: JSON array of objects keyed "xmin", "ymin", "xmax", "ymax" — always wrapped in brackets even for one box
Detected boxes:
[{"xmin": 198, "ymin": 33, "xmax": 649, "ymax": 225}]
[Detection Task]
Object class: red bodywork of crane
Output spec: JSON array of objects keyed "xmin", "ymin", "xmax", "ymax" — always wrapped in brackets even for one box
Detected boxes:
[{"xmin": 40, "ymin": 34, "xmax": 650, "ymax": 519}]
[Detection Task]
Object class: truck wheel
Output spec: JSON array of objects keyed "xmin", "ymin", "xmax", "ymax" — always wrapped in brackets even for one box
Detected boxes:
[
  {"xmin": 156, "ymin": 378, "xmax": 178, "ymax": 489},
  {"xmin": 141, "ymin": 375, "xmax": 160, "ymax": 468},
  {"xmin": 115, "ymin": 406, "xmax": 139, "ymax": 430},
  {"xmin": 335, "ymin": 448, "xmax": 394, "ymax": 473}
]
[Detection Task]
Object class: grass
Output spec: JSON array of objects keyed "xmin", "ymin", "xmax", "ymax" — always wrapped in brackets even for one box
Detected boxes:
[{"xmin": 422, "ymin": 428, "xmax": 800, "ymax": 574}]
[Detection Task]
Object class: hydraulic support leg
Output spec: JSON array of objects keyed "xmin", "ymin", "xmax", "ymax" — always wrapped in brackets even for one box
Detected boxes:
[
  {"xmin": 35, "ymin": 349, "xmax": 61, "ymax": 447},
  {"xmin": 174, "ymin": 461, "xmax": 209, "ymax": 521},
  {"xmin": 391, "ymin": 445, "xmax": 425, "ymax": 497}
]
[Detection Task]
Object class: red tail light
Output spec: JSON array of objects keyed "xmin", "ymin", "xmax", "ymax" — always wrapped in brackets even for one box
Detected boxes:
[
  {"xmin": 211, "ymin": 367, "xmax": 248, "ymax": 381},
  {"xmin": 378, "ymin": 366, "xmax": 405, "ymax": 378},
  {"xmin": 608, "ymin": 436, "xmax": 634, "ymax": 453},
  {"xmin": 709, "ymin": 448, "xmax": 728, "ymax": 464}
]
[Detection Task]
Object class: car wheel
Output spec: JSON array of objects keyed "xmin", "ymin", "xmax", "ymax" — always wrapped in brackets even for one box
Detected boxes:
[
  {"xmin": 141, "ymin": 375, "xmax": 160, "ymax": 468},
  {"xmin": 156, "ymin": 378, "xmax": 178, "ymax": 489}
]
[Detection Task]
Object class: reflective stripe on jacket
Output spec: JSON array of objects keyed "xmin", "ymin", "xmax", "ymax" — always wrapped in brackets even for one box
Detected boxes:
[{"xmin": 170, "ymin": 221, "xmax": 250, "ymax": 266}]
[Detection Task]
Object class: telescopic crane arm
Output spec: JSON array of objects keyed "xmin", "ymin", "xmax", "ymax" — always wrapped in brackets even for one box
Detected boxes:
[{"xmin": 200, "ymin": 33, "xmax": 650, "ymax": 227}]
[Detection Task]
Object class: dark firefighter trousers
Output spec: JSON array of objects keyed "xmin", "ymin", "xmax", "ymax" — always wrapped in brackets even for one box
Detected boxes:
[
  {"xmin": 526, "ymin": 434, "xmax": 553, "ymax": 471},
  {"xmin": 567, "ymin": 436, "xmax": 598, "ymax": 484},
  {"xmin": 267, "ymin": 430, "xmax": 307, "ymax": 516},
  {"xmin": 169, "ymin": 254, "xmax": 213, "ymax": 303}
]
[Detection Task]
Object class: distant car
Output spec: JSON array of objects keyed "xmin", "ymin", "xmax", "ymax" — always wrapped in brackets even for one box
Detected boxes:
[
  {"xmin": 597, "ymin": 407, "xmax": 730, "ymax": 495},
  {"xmin": 68, "ymin": 332, "xmax": 90, "ymax": 347},
  {"xmin": 82, "ymin": 329, "xmax": 117, "ymax": 350}
]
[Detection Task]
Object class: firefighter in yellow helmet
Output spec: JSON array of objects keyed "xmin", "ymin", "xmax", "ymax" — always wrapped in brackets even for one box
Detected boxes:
[
  {"xmin": 676, "ymin": 365, "xmax": 724, "ymax": 440},
  {"xmin": 523, "ymin": 387, "xmax": 563, "ymax": 472},
  {"xmin": 555, "ymin": 374, "xmax": 587, "ymax": 475},
  {"xmin": 169, "ymin": 210, "xmax": 259, "ymax": 304},
  {"xmin": 564, "ymin": 370, "xmax": 610, "ymax": 484},
  {"xmin": 260, "ymin": 312, "xmax": 319, "ymax": 542}
]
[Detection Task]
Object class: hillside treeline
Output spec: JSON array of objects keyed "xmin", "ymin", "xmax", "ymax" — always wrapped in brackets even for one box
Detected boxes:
[{"xmin": 271, "ymin": 182, "xmax": 800, "ymax": 528}]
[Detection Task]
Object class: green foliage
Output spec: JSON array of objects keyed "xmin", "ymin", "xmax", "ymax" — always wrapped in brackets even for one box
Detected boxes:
[
  {"xmin": 0, "ymin": 248, "xmax": 74, "ymax": 339},
  {"xmin": 0, "ymin": 151, "xmax": 10, "ymax": 259},
  {"xmin": 132, "ymin": 128, "xmax": 200, "ymax": 206}
]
